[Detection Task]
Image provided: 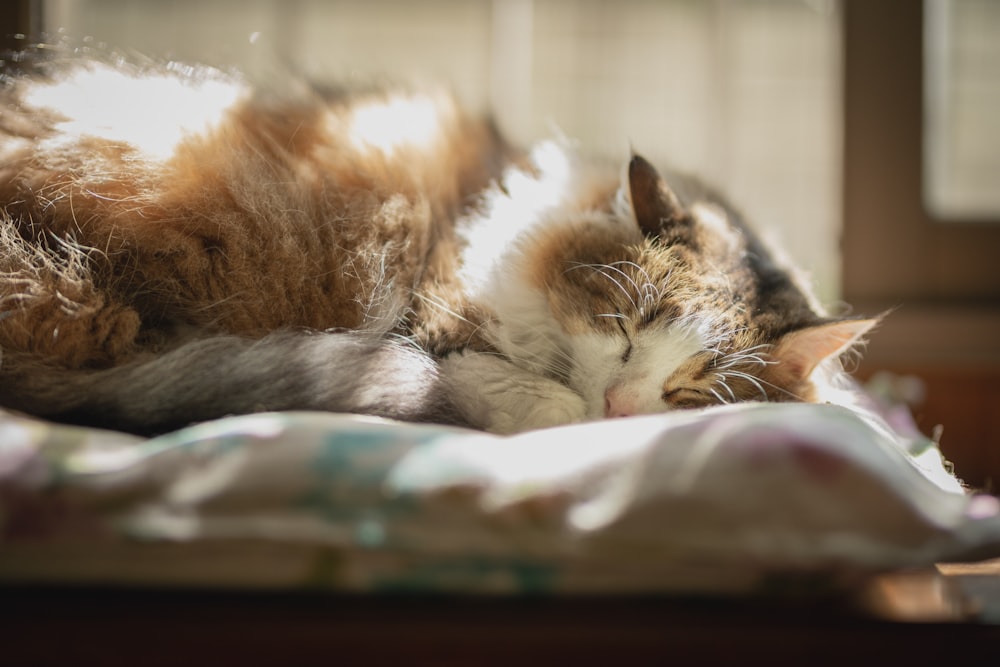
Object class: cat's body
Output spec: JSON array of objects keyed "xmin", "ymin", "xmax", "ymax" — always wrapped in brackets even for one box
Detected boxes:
[{"xmin": 0, "ymin": 58, "xmax": 875, "ymax": 435}]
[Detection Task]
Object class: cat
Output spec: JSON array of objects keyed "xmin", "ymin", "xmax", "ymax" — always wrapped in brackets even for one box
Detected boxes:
[{"xmin": 0, "ymin": 56, "xmax": 877, "ymax": 436}]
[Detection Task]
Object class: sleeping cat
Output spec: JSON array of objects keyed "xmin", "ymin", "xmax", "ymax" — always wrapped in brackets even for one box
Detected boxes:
[{"xmin": 0, "ymin": 57, "xmax": 877, "ymax": 436}]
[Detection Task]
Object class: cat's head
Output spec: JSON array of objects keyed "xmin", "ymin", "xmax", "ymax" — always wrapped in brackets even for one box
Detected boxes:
[{"xmin": 490, "ymin": 148, "xmax": 877, "ymax": 420}]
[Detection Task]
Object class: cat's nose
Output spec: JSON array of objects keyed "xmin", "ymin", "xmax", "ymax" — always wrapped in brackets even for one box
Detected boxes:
[{"xmin": 604, "ymin": 386, "xmax": 634, "ymax": 418}]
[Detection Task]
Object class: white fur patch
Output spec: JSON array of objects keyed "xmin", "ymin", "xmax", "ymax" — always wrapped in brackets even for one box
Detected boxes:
[
  {"xmin": 458, "ymin": 141, "xmax": 574, "ymax": 291},
  {"xmin": 346, "ymin": 93, "xmax": 445, "ymax": 156},
  {"xmin": 569, "ymin": 323, "xmax": 705, "ymax": 418},
  {"xmin": 459, "ymin": 141, "xmax": 624, "ymax": 380},
  {"xmin": 24, "ymin": 63, "xmax": 247, "ymax": 162},
  {"xmin": 440, "ymin": 351, "xmax": 587, "ymax": 434},
  {"xmin": 485, "ymin": 279, "xmax": 570, "ymax": 378}
]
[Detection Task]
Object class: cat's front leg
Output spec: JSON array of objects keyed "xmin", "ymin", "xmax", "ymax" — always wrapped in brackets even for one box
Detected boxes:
[{"xmin": 440, "ymin": 351, "xmax": 588, "ymax": 435}]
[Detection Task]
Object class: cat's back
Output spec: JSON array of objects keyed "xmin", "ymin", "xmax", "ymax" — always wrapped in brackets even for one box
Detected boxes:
[{"xmin": 0, "ymin": 59, "xmax": 508, "ymax": 366}]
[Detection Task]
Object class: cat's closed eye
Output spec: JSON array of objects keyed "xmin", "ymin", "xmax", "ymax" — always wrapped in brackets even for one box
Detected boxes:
[
  {"xmin": 662, "ymin": 387, "xmax": 715, "ymax": 409},
  {"xmin": 614, "ymin": 318, "xmax": 633, "ymax": 361}
]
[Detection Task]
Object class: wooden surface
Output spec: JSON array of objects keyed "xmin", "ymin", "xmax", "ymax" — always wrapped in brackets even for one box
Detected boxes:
[{"xmin": 4, "ymin": 561, "xmax": 1000, "ymax": 666}]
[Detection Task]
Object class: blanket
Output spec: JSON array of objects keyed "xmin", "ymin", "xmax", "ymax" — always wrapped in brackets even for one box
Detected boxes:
[{"xmin": 2, "ymin": 402, "xmax": 999, "ymax": 594}]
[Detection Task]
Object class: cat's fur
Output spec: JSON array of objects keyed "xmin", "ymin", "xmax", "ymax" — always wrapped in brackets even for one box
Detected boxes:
[{"xmin": 0, "ymin": 58, "xmax": 876, "ymax": 436}]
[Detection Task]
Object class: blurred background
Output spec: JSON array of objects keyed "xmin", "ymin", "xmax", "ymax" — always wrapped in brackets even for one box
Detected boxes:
[
  {"xmin": 45, "ymin": 0, "xmax": 845, "ymax": 304},
  {"xmin": 2, "ymin": 0, "xmax": 999, "ymax": 486}
]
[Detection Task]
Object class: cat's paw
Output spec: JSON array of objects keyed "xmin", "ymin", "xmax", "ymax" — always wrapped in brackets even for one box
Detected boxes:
[
  {"xmin": 501, "ymin": 390, "xmax": 588, "ymax": 434},
  {"xmin": 440, "ymin": 351, "xmax": 588, "ymax": 435}
]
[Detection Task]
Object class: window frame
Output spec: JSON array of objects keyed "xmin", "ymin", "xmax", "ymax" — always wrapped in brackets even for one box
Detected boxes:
[
  {"xmin": 842, "ymin": 0, "xmax": 1000, "ymax": 368},
  {"xmin": 0, "ymin": 1, "xmax": 42, "ymax": 56}
]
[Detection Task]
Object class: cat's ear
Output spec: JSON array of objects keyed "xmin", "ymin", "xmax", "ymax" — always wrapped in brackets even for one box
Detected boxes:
[
  {"xmin": 628, "ymin": 153, "xmax": 685, "ymax": 237},
  {"xmin": 768, "ymin": 318, "xmax": 879, "ymax": 382}
]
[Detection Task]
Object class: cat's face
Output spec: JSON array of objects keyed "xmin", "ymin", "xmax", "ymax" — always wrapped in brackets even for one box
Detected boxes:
[{"xmin": 496, "ymin": 152, "xmax": 874, "ymax": 420}]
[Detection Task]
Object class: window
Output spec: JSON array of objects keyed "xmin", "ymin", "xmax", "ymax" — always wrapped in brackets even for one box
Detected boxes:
[
  {"xmin": 924, "ymin": 0, "xmax": 1000, "ymax": 221},
  {"xmin": 842, "ymin": 0, "xmax": 1000, "ymax": 367}
]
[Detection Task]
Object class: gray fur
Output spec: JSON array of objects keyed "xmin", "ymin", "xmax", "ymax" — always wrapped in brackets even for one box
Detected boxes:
[{"xmin": 0, "ymin": 331, "xmax": 469, "ymax": 435}]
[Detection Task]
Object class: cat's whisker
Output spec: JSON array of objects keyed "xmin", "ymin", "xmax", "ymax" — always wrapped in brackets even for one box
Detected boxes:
[
  {"xmin": 412, "ymin": 291, "xmax": 475, "ymax": 327},
  {"xmin": 732, "ymin": 342, "xmax": 774, "ymax": 356},
  {"xmin": 636, "ymin": 266, "xmax": 670, "ymax": 316},
  {"xmin": 719, "ymin": 369, "xmax": 807, "ymax": 403},
  {"xmin": 565, "ymin": 262, "xmax": 641, "ymax": 316},
  {"xmin": 641, "ymin": 286, "xmax": 662, "ymax": 318},
  {"xmin": 520, "ymin": 343, "xmax": 576, "ymax": 377},
  {"xmin": 535, "ymin": 353, "xmax": 576, "ymax": 379},
  {"xmin": 715, "ymin": 352, "xmax": 774, "ymax": 370},
  {"xmin": 707, "ymin": 387, "xmax": 728, "ymax": 405},
  {"xmin": 710, "ymin": 342, "xmax": 777, "ymax": 372},
  {"xmin": 610, "ymin": 259, "xmax": 661, "ymax": 293},
  {"xmin": 593, "ymin": 261, "xmax": 644, "ymax": 298},
  {"xmin": 712, "ymin": 374, "xmax": 738, "ymax": 402},
  {"xmin": 718, "ymin": 370, "xmax": 769, "ymax": 401},
  {"xmin": 474, "ymin": 309, "xmax": 578, "ymax": 379},
  {"xmin": 459, "ymin": 317, "xmax": 497, "ymax": 352},
  {"xmin": 382, "ymin": 331, "xmax": 425, "ymax": 353},
  {"xmin": 598, "ymin": 272, "xmax": 640, "ymax": 315}
]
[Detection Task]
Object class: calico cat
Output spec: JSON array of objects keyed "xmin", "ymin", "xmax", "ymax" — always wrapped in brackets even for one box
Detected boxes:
[{"xmin": 0, "ymin": 57, "xmax": 877, "ymax": 436}]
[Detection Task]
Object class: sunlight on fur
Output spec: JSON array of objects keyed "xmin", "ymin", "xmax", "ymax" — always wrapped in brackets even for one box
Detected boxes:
[
  {"xmin": 347, "ymin": 93, "xmax": 444, "ymax": 155},
  {"xmin": 0, "ymin": 57, "xmax": 881, "ymax": 437},
  {"xmin": 460, "ymin": 141, "xmax": 572, "ymax": 289},
  {"xmin": 22, "ymin": 63, "xmax": 246, "ymax": 161}
]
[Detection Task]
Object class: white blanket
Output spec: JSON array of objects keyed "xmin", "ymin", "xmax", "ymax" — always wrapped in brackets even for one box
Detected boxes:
[{"xmin": 1, "ymin": 402, "xmax": 998, "ymax": 594}]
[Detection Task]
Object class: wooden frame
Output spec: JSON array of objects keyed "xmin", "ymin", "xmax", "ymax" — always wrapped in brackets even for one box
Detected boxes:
[
  {"xmin": 842, "ymin": 0, "xmax": 1000, "ymax": 364},
  {"xmin": 0, "ymin": 0, "xmax": 42, "ymax": 56}
]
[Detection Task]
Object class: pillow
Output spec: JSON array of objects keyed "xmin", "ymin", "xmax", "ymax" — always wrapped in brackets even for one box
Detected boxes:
[{"xmin": 1, "ymin": 403, "xmax": 998, "ymax": 594}]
